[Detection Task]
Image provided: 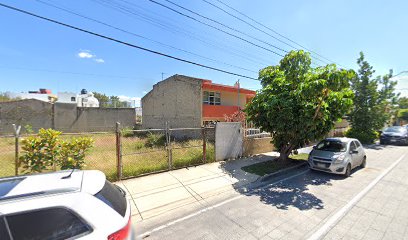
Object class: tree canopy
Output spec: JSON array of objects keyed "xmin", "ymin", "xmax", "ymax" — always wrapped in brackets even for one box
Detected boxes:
[
  {"xmin": 399, "ymin": 97, "xmax": 408, "ymax": 109},
  {"xmin": 246, "ymin": 50, "xmax": 355, "ymax": 161},
  {"xmin": 93, "ymin": 92, "xmax": 130, "ymax": 108},
  {"xmin": 346, "ymin": 52, "xmax": 399, "ymax": 143}
]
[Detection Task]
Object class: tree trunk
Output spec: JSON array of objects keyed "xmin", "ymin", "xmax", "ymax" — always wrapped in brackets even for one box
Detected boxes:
[{"xmin": 277, "ymin": 144, "xmax": 294, "ymax": 162}]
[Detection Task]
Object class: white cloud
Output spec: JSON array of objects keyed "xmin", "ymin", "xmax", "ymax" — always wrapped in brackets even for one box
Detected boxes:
[
  {"xmin": 94, "ymin": 58, "xmax": 105, "ymax": 63},
  {"xmin": 77, "ymin": 50, "xmax": 104, "ymax": 63},
  {"xmin": 78, "ymin": 51, "xmax": 94, "ymax": 59}
]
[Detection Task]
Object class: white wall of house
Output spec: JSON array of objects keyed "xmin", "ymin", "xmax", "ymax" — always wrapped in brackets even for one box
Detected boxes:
[{"xmin": 57, "ymin": 92, "xmax": 77, "ymax": 104}]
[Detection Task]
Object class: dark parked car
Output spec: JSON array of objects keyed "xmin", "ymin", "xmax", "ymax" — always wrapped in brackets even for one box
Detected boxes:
[{"xmin": 380, "ymin": 126, "xmax": 408, "ymax": 145}]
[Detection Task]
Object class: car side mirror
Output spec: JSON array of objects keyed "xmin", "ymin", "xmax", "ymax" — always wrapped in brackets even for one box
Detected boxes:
[{"xmin": 312, "ymin": 146, "xmax": 316, "ymax": 150}]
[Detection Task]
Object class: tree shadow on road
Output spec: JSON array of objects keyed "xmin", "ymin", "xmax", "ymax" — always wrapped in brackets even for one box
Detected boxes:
[
  {"xmin": 241, "ymin": 171, "xmax": 344, "ymax": 210},
  {"xmin": 220, "ymin": 156, "xmax": 347, "ymax": 211}
]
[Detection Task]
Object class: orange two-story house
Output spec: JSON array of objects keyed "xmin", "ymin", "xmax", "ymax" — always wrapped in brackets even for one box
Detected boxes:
[{"xmin": 141, "ymin": 75, "xmax": 255, "ymax": 129}]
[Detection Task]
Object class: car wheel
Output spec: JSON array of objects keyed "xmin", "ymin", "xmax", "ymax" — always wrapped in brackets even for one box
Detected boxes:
[
  {"xmin": 344, "ymin": 164, "xmax": 351, "ymax": 177},
  {"xmin": 360, "ymin": 156, "xmax": 367, "ymax": 168},
  {"xmin": 380, "ymin": 140, "xmax": 385, "ymax": 145}
]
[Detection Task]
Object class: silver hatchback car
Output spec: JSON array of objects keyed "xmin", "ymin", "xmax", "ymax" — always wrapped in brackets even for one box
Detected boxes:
[{"xmin": 308, "ymin": 137, "xmax": 366, "ymax": 177}]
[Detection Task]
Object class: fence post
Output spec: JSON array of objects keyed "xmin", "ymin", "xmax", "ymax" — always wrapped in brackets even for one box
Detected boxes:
[
  {"xmin": 165, "ymin": 122, "xmax": 173, "ymax": 170},
  {"xmin": 115, "ymin": 122, "xmax": 122, "ymax": 180},
  {"xmin": 12, "ymin": 124, "xmax": 21, "ymax": 176},
  {"xmin": 202, "ymin": 127, "xmax": 206, "ymax": 163}
]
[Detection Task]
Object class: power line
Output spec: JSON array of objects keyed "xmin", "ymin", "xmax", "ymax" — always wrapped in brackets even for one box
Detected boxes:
[
  {"xmin": 0, "ymin": 2, "xmax": 259, "ymax": 81},
  {"xmin": 160, "ymin": 0, "xmax": 289, "ymax": 53},
  {"xmin": 34, "ymin": 0, "xmax": 257, "ymax": 74},
  {"xmin": 144, "ymin": 0, "xmax": 285, "ymax": 58},
  {"xmin": 93, "ymin": 0, "xmax": 270, "ymax": 66},
  {"xmin": 0, "ymin": 65, "xmax": 154, "ymax": 80},
  {"xmin": 202, "ymin": 0, "xmax": 337, "ymax": 66}
]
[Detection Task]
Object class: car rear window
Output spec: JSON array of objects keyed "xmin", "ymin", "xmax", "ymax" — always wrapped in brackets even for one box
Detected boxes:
[
  {"xmin": 94, "ymin": 180, "xmax": 127, "ymax": 217},
  {"xmin": 6, "ymin": 208, "xmax": 91, "ymax": 240}
]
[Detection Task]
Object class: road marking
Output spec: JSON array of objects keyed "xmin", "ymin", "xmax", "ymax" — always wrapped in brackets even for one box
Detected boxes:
[
  {"xmin": 307, "ymin": 154, "xmax": 406, "ymax": 240},
  {"xmin": 137, "ymin": 169, "xmax": 309, "ymax": 238}
]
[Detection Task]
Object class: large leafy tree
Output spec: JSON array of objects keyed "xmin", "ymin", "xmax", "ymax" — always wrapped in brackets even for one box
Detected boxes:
[
  {"xmin": 246, "ymin": 50, "xmax": 354, "ymax": 161},
  {"xmin": 398, "ymin": 97, "xmax": 408, "ymax": 109},
  {"xmin": 93, "ymin": 92, "xmax": 129, "ymax": 108},
  {"xmin": 346, "ymin": 52, "xmax": 399, "ymax": 143},
  {"xmin": 93, "ymin": 92, "xmax": 110, "ymax": 107}
]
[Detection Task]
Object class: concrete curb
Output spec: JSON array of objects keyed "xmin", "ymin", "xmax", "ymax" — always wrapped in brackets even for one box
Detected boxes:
[
  {"xmin": 257, "ymin": 162, "xmax": 308, "ymax": 183},
  {"xmin": 236, "ymin": 161, "xmax": 309, "ymax": 193}
]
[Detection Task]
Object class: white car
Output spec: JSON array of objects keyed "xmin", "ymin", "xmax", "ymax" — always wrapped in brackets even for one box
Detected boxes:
[
  {"xmin": 308, "ymin": 137, "xmax": 366, "ymax": 177},
  {"xmin": 0, "ymin": 170, "xmax": 132, "ymax": 240}
]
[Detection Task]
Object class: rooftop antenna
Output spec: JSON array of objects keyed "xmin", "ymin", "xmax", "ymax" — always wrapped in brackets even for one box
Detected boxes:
[{"xmin": 61, "ymin": 168, "xmax": 75, "ymax": 179}]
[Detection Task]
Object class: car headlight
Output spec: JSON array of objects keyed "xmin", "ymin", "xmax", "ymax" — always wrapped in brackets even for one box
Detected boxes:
[{"xmin": 334, "ymin": 154, "xmax": 346, "ymax": 163}]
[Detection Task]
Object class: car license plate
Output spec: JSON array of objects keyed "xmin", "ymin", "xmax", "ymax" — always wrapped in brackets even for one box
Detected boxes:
[
  {"xmin": 317, "ymin": 163, "xmax": 327, "ymax": 168},
  {"xmin": 390, "ymin": 139, "xmax": 397, "ymax": 142}
]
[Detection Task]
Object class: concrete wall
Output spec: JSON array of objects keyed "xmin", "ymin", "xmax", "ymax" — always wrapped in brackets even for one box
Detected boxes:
[
  {"xmin": 54, "ymin": 103, "xmax": 135, "ymax": 132},
  {"xmin": 0, "ymin": 100, "xmax": 135, "ymax": 134},
  {"xmin": 243, "ymin": 137, "xmax": 275, "ymax": 157},
  {"xmin": 142, "ymin": 75, "xmax": 202, "ymax": 129},
  {"xmin": 215, "ymin": 122, "xmax": 243, "ymax": 161},
  {"xmin": 0, "ymin": 99, "xmax": 53, "ymax": 134}
]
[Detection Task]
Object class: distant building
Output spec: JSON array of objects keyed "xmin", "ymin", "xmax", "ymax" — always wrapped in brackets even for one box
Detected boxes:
[
  {"xmin": 5, "ymin": 89, "xmax": 99, "ymax": 107},
  {"xmin": 57, "ymin": 92, "xmax": 77, "ymax": 104},
  {"xmin": 6, "ymin": 89, "xmax": 57, "ymax": 102},
  {"xmin": 75, "ymin": 89, "xmax": 99, "ymax": 107},
  {"xmin": 141, "ymin": 75, "xmax": 255, "ymax": 128}
]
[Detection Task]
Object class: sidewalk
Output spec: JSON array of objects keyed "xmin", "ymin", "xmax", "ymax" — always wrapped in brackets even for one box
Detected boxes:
[{"xmin": 116, "ymin": 152, "xmax": 281, "ymax": 222}]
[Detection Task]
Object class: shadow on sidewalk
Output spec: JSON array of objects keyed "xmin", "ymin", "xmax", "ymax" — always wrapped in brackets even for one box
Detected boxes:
[{"xmin": 220, "ymin": 155, "xmax": 349, "ymax": 211}]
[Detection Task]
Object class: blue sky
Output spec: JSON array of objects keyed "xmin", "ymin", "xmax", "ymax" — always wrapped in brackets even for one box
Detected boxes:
[{"xmin": 1, "ymin": 0, "xmax": 407, "ymax": 105}]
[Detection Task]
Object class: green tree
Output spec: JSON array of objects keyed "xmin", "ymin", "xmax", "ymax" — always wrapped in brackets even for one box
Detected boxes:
[
  {"xmin": 93, "ymin": 92, "xmax": 110, "ymax": 107},
  {"xmin": 399, "ymin": 97, "xmax": 408, "ymax": 109},
  {"xmin": 398, "ymin": 109, "xmax": 408, "ymax": 122},
  {"xmin": 246, "ymin": 50, "xmax": 354, "ymax": 162},
  {"xmin": 346, "ymin": 52, "xmax": 399, "ymax": 143},
  {"xmin": 109, "ymin": 96, "xmax": 127, "ymax": 108},
  {"xmin": 0, "ymin": 92, "xmax": 19, "ymax": 102}
]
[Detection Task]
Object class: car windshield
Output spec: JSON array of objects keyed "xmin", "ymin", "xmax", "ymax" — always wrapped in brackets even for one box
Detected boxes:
[
  {"xmin": 384, "ymin": 127, "xmax": 406, "ymax": 133},
  {"xmin": 315, "ymin": 140, "xmax": 347, "ymax": 152}
]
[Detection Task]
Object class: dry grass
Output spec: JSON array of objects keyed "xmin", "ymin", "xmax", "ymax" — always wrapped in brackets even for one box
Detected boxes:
[{"xmin": 0, "ymin": 134, "xmax": 214, "ymax": 181}]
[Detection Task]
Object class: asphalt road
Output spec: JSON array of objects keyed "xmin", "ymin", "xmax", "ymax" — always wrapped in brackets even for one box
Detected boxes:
[{"xmin": 136, "ymin": 145, "xmax": 408, "ymax": 240}]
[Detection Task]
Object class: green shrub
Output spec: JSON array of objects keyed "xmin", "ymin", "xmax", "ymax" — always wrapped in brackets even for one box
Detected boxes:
[
  {"xmin": 19, "ymin": 128, "xmax": 94, "ymax": 173},
  {"xmin": 121, "ymin": 127, "xmax": 134, "ymax": 138},
  {"xmin": 145, "ymin": 133, "xmax": 166, "ymax": 148},
  {"xmin": 345, "ymin": 128, "xmax": 379, "ymax": 144},
  {"xmin": 58, "ymin": 137, "xmax": 94, "ymax": 170},
  {"xmin": 134, "ymin": 141, "xmax": 145, "ymax": 151}
]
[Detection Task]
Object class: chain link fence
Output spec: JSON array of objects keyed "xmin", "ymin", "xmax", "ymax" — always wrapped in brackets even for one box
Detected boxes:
[
  {"xmin": 119, "ymin": 127, "xmax": 215, "ymax": 179},
  {"xmin": 0, "ymin": 124, "xmax": 216, "ymax": 181}
]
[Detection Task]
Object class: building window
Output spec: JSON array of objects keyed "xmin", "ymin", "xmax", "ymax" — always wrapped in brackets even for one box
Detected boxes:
[
  {"xmin": 203, "ymin": 91, "xmax": 221, "ymax": 105},
  {"xmin": 71, "ymin": 97, "xmax": 76, "ymax": 102}
]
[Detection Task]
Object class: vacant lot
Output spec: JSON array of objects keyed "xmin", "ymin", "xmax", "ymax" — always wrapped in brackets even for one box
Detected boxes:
[{"xmin": 0, "ymin": 133, "xmax": 214, "ymax": 181}]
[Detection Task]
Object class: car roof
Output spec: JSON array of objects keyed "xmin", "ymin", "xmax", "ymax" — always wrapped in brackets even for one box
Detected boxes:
[
  {"xmin": 0, "ymin": 170, "xmax": 105, "ymax": 203},
  {"xmin": 324, "ymin": 137, "xmax": 356, "ymax": 143}
]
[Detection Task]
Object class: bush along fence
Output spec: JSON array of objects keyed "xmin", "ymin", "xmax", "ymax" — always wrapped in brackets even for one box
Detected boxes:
[{"xmin": 0, "ymin": 123, "xmax": 215, "ymax": 181}]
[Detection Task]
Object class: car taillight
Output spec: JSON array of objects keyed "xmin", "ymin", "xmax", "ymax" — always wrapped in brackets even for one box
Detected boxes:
[{"xmin": 108, "ymin": 216, "xmax": 131, "ymax": 240}]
